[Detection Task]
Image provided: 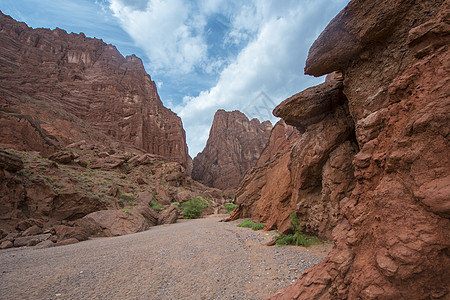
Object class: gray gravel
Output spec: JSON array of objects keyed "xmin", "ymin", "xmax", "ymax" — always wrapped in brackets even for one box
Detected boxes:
[{"xmin": 0, "ymin": 215, "xmax": 330, "ymax": 300}]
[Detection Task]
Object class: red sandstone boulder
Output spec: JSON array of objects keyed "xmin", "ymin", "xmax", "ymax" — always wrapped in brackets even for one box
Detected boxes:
[
  {"xmin": 78, "ymin": 210, "xmax": 148, "ymax": 237},
  {"xmin": 158, "ymin": 205, "xmax": 179, "ymax": 225},
  {"xmin": 13, "ymin": 233, "xmax": 52, "ymax": 247},
  {"xmin": 53, "ymin": 225, "xmax": 88, "ymax": 242}
]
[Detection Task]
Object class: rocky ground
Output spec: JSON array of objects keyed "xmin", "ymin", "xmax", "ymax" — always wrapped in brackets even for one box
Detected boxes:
[{"xmin": 0, "ymin": 215, "xmax": 331, "ymax": 299}]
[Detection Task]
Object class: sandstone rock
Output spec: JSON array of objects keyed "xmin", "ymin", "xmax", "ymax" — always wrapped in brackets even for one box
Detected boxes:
[
  {"xmin": 0, "ymin": 12, "xmax": 191, "ymax": 169},
  {"xmin": 158, "ymin": 205, "xmax": 179, "ymax": 225},
  {"xmin": 21, "ymin": 225, "xmax": 43, "ymax": 237},
  {"xmin": 53, "ymin": 225, "xmax": 88, "ymax": 242},
  {"xmin": 16, "ymin": 219, "xmax": 43, "ymax": 231},
  {"xmin": 13, "ymin": 233, "xmax": 52, "ymax": 247},
  {"xmin": 0, "ymin": 232, "xmax": 18, "ymax": 243},
  {"xmin": 268, "ymin": 1, "xmax": 450, "ymax": 299},
  {"xmin": 0, "ymin": 149, "xmax": 23, "ymax": 172},
  {"xmin": 49, "ymin": 151, "xmax": 76, "ymax": 164},
  {"xmin": 192, "ymin": 110, "xmax": 272, "ymax": 191},
  {"xmin": 35, "ymin": 239, "xmax": 55, "ymax": 249},
  {"xmin": 0, "ymin": 240, "xmax": 14, "ymax": 249},
  {"xmin": 78, "ymin": 210, "xmax": 147, "ymax": 237},
  {"xmin": 131, "ymin": 193, "xmax": 159, "ymax": 227},
  {"xmin": 273, "ymin": 80, "xmax": 345, "ymax": 132},
  {"xmin": 231, "ymin": 94, "xmax": 357, "ymax": 239}
]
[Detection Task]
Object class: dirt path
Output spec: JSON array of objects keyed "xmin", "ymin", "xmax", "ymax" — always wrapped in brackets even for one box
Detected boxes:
[{"xmin": 0, "ymin": 215, "xmax": 331, "ymax": 299}]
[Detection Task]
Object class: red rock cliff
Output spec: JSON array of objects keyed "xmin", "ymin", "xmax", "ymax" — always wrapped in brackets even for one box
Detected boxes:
[
  {"xmin": 268, "ymin": 0, "xmax": 450, "ymax": 299},
  {"xmin": 0, "ymin": 11, "xmax": 190, "ymax": 167},
  {"xmin": 230, "ymin": 80, "xmax": 357, "ymax": 240},
  {"xmin": 192, "ymin": 110, "xmax": 272, "ymax": 191}
]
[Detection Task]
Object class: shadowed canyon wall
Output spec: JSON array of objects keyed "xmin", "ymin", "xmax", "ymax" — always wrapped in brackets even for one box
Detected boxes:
[
  {"xmin": 192, "ymin": 110, "xmax": 272, "ymax": 191},
  {"xmin": 265, "ymin": 0, "xmax": 450, "ymax": 299}
]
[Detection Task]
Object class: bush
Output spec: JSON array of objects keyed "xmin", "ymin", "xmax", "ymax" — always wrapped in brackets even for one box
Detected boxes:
[
  {"xmin": 224, "ymin": 203, "xmax": 237, "ymax": 213},
  {"xmin": 237, "ymin": 219, "xmax": 265, "ymax": 231},
  {"xmin": 120, "ymin": 193, "xmax": 134, "ymax": 202},
  {"xmin": 181, "ymin": 196, "xmax": 209, "ymax": 219},
  {"xmin": 151, "ymin": 200, "xmax": 164, "ymax": 212},
  {"xmin": 274, "ymin": 212, "xmax": 321, "ymax": 247}
]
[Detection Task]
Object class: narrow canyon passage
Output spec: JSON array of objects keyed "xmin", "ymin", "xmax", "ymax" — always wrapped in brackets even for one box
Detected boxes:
[{"xmin": 0, "ymin": 215, "xmax": 330, "ymax": 300}]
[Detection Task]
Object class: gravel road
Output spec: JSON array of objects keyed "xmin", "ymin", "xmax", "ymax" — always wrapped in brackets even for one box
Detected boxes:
[{"xmin": 0, "ymin": 215, "xmax": 331, "ymax": 300}]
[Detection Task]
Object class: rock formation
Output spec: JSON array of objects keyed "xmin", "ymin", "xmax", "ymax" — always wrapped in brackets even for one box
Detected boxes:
[
  {"xmin": 192, "ymin": 110, "xmax": 272, "ymax": 191},
  {"xmin": 266, "ymin": 0, "xmax": 450, "ymax": 299},
  {"xmin": 0, "ymin": 13, "xmax": 232, "ymax": 249},
  {"xmin": 0, "ymin": 11, "xmax": 190, "ymax": 168},
  {"xmin": 229, "ymin": 80, "xmax": 357, "ymax": 240}
]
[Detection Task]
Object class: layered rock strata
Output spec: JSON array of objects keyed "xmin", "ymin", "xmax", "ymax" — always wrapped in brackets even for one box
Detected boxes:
[
  {"xmin": 192, "ymin": 110, "xmax": 272, "ymax": 191},
  {"xmin": 230, "ymin": 80, "xmax": 357, "ymax": 240},
  {"xmin": 0, "ymin": 11, "xmax": 190, "ymax": 168},
  {"xmin": 269, "ymin": 0, "xmax": 450, "ymax": 299}
]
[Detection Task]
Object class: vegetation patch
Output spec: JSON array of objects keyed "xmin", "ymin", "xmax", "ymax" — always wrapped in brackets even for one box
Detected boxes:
[
  {"xmin": 150, "ymin": 199, "xmax": 164, "ymax": 212},
  {"xmin": 181, "ymin": 196, "xmax": 209, "ymax": 219},
  {"xmin": 274, "ymin": 212, "xmax": 321, "ymax": 247},
  {"xmin": 237, "ymin": 219, "xmax": 265, "ymax": 231},
  {"xmin": 224, "ymin": 203, "xmax": 237, "ymax": 213}
]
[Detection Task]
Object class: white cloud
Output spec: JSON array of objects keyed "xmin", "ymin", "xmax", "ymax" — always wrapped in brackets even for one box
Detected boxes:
[
  {"xmin": 108, "ymin": 0, "xmax": 207, "ymax": 74},
  {"xmin": 176, "ymin": 0, "xmax": 350, "ymax": 157},
  {"xmin": 106, "ymin": 0, "xmax": 350, "ymax": 157}
]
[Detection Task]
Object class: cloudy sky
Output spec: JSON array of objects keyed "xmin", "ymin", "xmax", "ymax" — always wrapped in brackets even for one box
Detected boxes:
[{"xmin": 0, "ymin": 0, "xmax": 350, "ymax": 157}]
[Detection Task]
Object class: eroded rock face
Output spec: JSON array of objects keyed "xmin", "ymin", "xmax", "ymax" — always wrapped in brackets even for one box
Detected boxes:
[
  {"xmin": 230, "ymin": 80, "xmax": 357, "ymax": 240},
  {"xmin": 0, "ymin": 12, "xmax": 189, "ymax": 168},
  {"xmin": 192, "ymin": 110, "xmax": 272, "ymax": 191},
  {"xmin": 269, "ymin": 0, "xmax": 450, "ymax": 299}
]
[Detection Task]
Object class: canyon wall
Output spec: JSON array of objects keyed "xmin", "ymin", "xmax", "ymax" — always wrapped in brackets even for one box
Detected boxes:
[
  {"xmin": 268, "ymin": 0, "xmax": 450, "ymax": 299},
  {"xmin": 0, "ymin": 11, "xmax": 190, "ymax": 168},
  {"xmin": 230, "ymin": 80, "xmax": 357, "ymax": 240},
  {"xmin": 192, "ymin": 110, "xmax": 272, "ymax": 191}
]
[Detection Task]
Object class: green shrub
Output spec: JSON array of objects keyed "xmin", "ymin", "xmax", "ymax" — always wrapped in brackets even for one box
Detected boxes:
[
  {"xmin": 171, "ymin": 202, "xmax": 180, "ymax": 207},
  {"xmin": 237, "ymin": 219, "xmax": 265, "ymax": 231},
  {"xmin": 151, "ymin": 200, "xmax": 164, "ymax": 212},
  {"xmin": 274, "ymin": 212, "xmax": 321, "ymax": 247},
  {"xmin": 181, "ymin": 196, "xmax": 209, "ymax": 219},
  {"xmin": 224, "ymin": 203, "xmax": 237, "ymax": 213},
  {"xmin": 120, "ymin": 193, "xmax": 134, "ymax": 202},
  {"xmin": 118, "ymin": 199, "xmax": 124, "ymax": 208}
]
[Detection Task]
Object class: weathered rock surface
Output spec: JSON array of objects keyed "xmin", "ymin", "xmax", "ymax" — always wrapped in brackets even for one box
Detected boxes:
[
  {"xmin": 192, "ymin": 110, "xmax": 272, "ymax": 191},
  {"xmin": 0, "ymin": 11, "xmax": 190, "ymax": 168},
  {"xmin": 158, "ymin": 205, "xmax": 180, "ymax": 225},
  {"xmin": 0, "ymin": 149, "xmax": 23, "ymax": 172},
  {"xmin": 78, "ymin": 210, "xmax": 148, "ymax": 237},
  {"xmin": 269, "ymin": 0, "xmax": 450, "ymax": 299},
  {"xmin": 230, "ymin": 81, "xmax": 357, "ymax": 240}
]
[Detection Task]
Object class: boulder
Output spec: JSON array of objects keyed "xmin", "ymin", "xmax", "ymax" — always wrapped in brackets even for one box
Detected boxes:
[
  {"xmin": 35, "ymin": 239, "xmax": 55, "ymax": 249},
  {"xmin": 16, "ymin": 219, "xmax": 43, "ymax": 231},
  {"xmin": 0, "ymin": 240, "xmax": 13, "ymax": 249},
  {"xmin": 21, "ymin": 225, "xmax": 43, "ymax": 237},
  {"xmin": 13, "ymin": 233, "xmax": 52, "ymax": 247},
  {"xmin": 49, "ymin": 151, "xmax": 77, "ymax": 164},
  {"xmin": 158, "ymin": 206, "xmax": 179, "ymax": 225},
  {"xmin": 78, "ymin": 210, "xmax": 148, "ymax": 237},
  {"xmin": 53, "ymin": 225, "xmax": 88, "ymax": 242}
]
